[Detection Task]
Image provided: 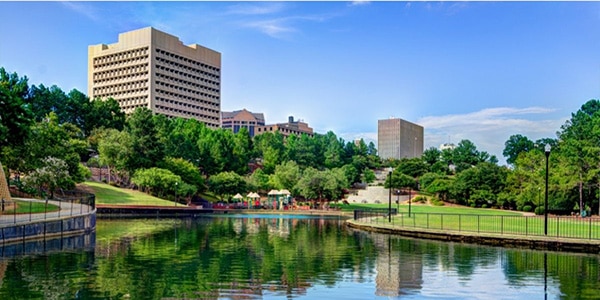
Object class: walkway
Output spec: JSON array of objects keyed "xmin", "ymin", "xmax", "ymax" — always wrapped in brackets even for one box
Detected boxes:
[{"xmin": 0, "ymin": 198, "xmax": 93, "ymax": 227}]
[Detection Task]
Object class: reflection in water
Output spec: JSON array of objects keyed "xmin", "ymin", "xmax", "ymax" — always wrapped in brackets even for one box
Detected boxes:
[{"xmin": 0, "ymin": 216, "xmax": 599, "ymax": 299}]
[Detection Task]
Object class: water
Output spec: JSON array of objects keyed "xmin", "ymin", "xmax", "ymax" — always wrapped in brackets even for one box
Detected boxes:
[{"xmin": 0, "ymin": 215, "xmax": 599, "ymax": 299}]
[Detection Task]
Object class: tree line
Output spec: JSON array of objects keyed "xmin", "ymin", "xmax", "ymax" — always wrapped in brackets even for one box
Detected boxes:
[{"xmin": 1, "ymin": 67, "xmax": 598, "ymax": 214}]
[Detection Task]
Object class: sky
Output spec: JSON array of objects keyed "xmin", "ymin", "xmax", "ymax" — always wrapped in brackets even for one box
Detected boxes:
[{"xmin": 1, "ymin": 1, "xmax": 599, "ymax": 165}]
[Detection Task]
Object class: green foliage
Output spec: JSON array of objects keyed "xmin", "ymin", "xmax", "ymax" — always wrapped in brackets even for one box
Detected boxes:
[
  {"xmin": 22, "ymin": 157, "xmax": 73, "ymax": 198},
  {"xmin": 131, "ymin": 167, "xmax": 185, "ymax": 198},
  {"xmin": 159, "ymin": 157, "xmax": 205, "ymax": 193},
  {"xmin": 207, "ymin": 171, "xmax": 246, "ymax": 201},
  {"xmin": 503, "ymin": 134, "xmax": 535, "ymax": 165},
  {"xmin": 0, "ymin": 68, "xmax": 33, "ymax": 152}
]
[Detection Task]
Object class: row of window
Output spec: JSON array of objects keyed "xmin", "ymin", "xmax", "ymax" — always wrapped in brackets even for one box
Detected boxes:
[
  {"xmin": 94, "ymin": 47, "xmax": 149, "ymax": 65},
  {"xmin": 94, "ymin": 55, "xmax": 149, "ymax": 70},
  {"xmin": 121, "ymin": 103, "xmax": 148, "ymax": 112},
  {"xmin": 222, "ymin": 120, "xmax": 264, "ymax": 125},
  {"xmin": 156, "ymin": 80, "xmax": 218, "ymax": 100},
  {"xmin": 93, "ymin": 87, "xmax": 149, "ymax": 99},
  {"xmin": 155, "ymin": 89, "xmax": 219, "ymax": 109},
  {"xmin": 256, "ymin": 126, "xmax": 313, "ymax": 136},
  {"xmin": 156, "ymin": 66, "xmax": 219, "ymax": 88},
  {"xmin": 93, "ymin": 79, "xmax": 148, "ymax": 95},
  {"xmin": 155, "ymin": 104, "xmax": 220, "ymax": 123},
  {"xmin": 156, "ymin": 48, "xmax": 219, "ymax": 73},
  {"xmin": 156, "ymin": 73, "xmax": 219, "ymax": 94},
  {"xmin": 93, "ymin": 63, "xmax": 149, "ymax": 81},
  {"xmin": 155, "ymin": 56, "xmax": 219, "ymax": 81},
  {"xmin": 117, "ymin": 95, "xmax": 148, "ymax": 107},
  {"xmin": 156, "ymin": 96, "xmax": 220, "ymax": 115}
]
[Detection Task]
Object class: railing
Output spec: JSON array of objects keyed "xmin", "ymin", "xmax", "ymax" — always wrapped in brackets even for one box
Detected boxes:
[
  {"xmin": 0, "ymin": 191, "xmax": 95, "ymax": 227},
  {"xmin": 354, "ymin": 211, "xmax": 600, "ymax": 240},
  {"xmin": 354, "ymin": 208, "xmax": 398, "ymax": 221}
]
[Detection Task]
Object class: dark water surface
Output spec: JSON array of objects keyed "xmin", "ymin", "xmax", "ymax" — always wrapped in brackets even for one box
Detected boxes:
[{"xmin": 1, "ymin": 215, "xmax": 599, "ymax": 299}]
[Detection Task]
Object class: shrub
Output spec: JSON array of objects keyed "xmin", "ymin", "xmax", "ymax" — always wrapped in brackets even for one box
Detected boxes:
[
  {"xmin": 522, "ymin": 205, "xmax": 532, "ymax": 212},
  {"xmin": 431, "ymin": 197, "xmax": 445, "ymax": 206},
  {"xmin": 482, "ymin": 204, "xmax": 488, "ymax": 209},
  {"xmin": 534, "ymin": 206, "xmax": 545, "ymax": 215}
]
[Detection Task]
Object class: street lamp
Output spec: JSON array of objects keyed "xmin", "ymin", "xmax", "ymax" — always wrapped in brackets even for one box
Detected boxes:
[
  {"xmin": 388, "ymin": 170, "xmax": 392, "ymax": 223},
  {"xmin": 175, "ymin": 181, "xmax": 178, "ymax": 207},
  {"xmin": 408, "ymin": 186, "xmax": 412, "ymax": 218},
  {"xmin": 544, "ymin": 144, "xmax": 551, "ymax": 235}
]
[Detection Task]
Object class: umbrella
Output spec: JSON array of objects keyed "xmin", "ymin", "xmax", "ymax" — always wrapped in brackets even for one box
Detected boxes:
[
  {"xmin": 279, "ymin": 189, "xmax": 291, "ymax": 195},
  {"xmin": 268, "ymin": 189, "xmax": 280, "ymax": 195},
  {"xmin": 233, "ymin": 193, "xmax": 243, "ymax": 199}
]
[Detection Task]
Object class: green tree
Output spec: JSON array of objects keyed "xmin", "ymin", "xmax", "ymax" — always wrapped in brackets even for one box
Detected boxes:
[
  {"xmin": 557, "ymin": 99, "xmax": 600, "ymax": 215},
  {"xmin": 23, "ymin": 157, "xmax": 72, "ymax": 199},
  {"xmin": 131, "ymin": 167, "xmax": 187, "ymax": 199},
  {"xmin": 125, "ymin": 108, "xmax": 164, "ymax": 172},
  {"xmin": 0, "ymin": 68, "xmax": 33, "ymax": 165},
  {"xmin": 503, "ymin": 134, "xmax": 535, "ymax": 165},
  {"xmin": 159, "ymin": 157, "xmax": 205, "ymax": 193},
  {"xmin": 208, "ymin": 171, "xmax": 247, "ymax": 201},
  {"xmin": 98, "ymin": 128, "xmax": 132, "ymax": 184}
]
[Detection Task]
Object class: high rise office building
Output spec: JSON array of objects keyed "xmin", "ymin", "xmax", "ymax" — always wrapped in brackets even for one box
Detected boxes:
[
  {"xmin": 88, "ymin": 27, "xmax": 221, "ymax": 128},
  {"xmin": 377, "ymin": 118, "xmax": 424, "ymax": 160}
]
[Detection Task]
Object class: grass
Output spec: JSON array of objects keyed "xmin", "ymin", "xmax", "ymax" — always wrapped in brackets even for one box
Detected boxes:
[
  {"xmin": 2, "ymin": 200, "xmax": 60, "ymax": 214},
  {"xmin": 82, "ymin": 181, "xmax": 182, "ymax": 206},
  {"xmin": 333, "ymin": 202, "xmax": 522, "ymax": 216},
  {"xmin": 360, "ymin": 209, "xmax": 600, "ymax": 240}
]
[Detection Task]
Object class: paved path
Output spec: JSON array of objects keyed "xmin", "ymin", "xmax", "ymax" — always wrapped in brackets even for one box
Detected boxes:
[{"xmin": 0, "ymin": 198, "xmax": 93, "ymax": 228}]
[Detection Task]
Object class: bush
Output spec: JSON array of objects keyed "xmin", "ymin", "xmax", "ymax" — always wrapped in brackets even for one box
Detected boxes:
[
  {"xmin": 431, "ymin": 197, "xmax": 445, "ymax": 206},
  {"xmin": 413, "ymin": 195, "xmax": 427, "ymax": 203},
  {"xmin": 482, "ymin": 204, "xmax": 488, "ymax": 209},
  {"xmin": 522, "ymin": 205, "xmax": 532, "ymax": 212},
  {"xmin": 534, "ymin": 206, "xmax": 545, "ymax": 215}
]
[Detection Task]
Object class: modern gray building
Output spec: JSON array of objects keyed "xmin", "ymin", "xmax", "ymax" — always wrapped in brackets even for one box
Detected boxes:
[{"xmin": 377, "ymin": 118, "xmax": 424, "ymax": 160}]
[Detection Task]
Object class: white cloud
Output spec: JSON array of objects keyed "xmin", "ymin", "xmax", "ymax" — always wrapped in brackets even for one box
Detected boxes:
[
  {"xmin": 349, "ymin": 1, "xmax": 371, "ymax": 7},
  {"xmin": 225, "ymin": 3, "xmax": 287, "ymax": 16},
  {"xmin": 417, "ymin": 106, "xmax": 565, "ymax": 164},
  {"xmin": 341, "ymin": 107, "xmax": 566, "ymax": 165},
  {"xmin": 243, "ymin": 18, "xmax": 297, "ymax": 38},
  {"xmin": 60, "ymin": 2, "xmax": 100, "ymax": 21}
]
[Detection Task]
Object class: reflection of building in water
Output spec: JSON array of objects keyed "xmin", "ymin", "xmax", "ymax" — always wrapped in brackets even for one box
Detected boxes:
[
  {"xmin": 372, "ymin": 234, "xmax": 423, "ymax": 296},
  {"xmin": 231, "ymin": 217, "xmax": 292, "ymax": 238}
]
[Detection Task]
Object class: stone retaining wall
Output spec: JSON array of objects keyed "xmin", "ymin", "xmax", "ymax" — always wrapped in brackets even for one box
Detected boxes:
[{"xmin": 0, "ymin": 212, "xmax": 96, "ymax": 245}]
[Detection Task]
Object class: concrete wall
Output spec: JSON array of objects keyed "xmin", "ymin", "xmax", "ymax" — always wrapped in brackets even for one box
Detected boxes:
[{"xmin": 0, "ymin": 212, "xmax": 96, "ymax": 245}]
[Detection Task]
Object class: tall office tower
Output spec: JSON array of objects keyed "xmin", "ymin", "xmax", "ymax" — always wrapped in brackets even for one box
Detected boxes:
[
  {"xmin": 377, "ymin": 118, "xmax": 424, "ymax": 160},
  {"xmin": 88, "ymin": 27, "xmax": 222, "ymax": 128}
]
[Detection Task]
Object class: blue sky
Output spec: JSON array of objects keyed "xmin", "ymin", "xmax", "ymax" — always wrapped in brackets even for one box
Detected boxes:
[{"xmin": 1, "ymin": 1, "xmax": 599, "ymax": 164}]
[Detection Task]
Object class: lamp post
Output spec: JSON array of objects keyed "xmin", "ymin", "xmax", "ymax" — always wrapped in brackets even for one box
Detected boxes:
[
  {"xmin": 408, "ymin": 186, "xmax": 412, "ymax": 218},
  {"xmin": 396, "ymin": 190, "xmax": 400, "ymax": 212},
  {"xmin": 544, "ymin": 144, "xmax": 551, "ymax": 235},
  {"xmin": 388, "ymin": 170, "xmax": 392, "ymax": 222},
  {"xmin": 175, "ymin": 181, "xmax": 178, "ymax": 207}
]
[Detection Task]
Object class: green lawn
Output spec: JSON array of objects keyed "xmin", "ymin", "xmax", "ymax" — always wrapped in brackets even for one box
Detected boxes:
[
  {"xmin": 2, "ymin": 200, "xmax": 60, "ymax": 214},
  {"xmin": 333, "ymin": 202, "xmax": 522, "ymax": 216},
  {"xmin": 359, "ymin": 207, "xmax": 600, "ymax": 240},
  {"xmin": 83, "ymin": 181, "xmax": 182, "ymax": 206}
]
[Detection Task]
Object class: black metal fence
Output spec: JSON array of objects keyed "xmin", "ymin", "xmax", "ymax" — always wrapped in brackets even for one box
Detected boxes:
[
  {"xmin": 354, "ymin": 211, "xmax": 600, "ymax": 240},
  {"xmin": 0, "ymin": 191, "xmax": 95, "ymax": 227}
]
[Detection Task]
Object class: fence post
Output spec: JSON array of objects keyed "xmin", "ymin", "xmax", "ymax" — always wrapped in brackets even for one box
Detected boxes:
[
  {"xmin": 441, "ymin": 214, "xmax": 444, "ymax": 230},
  {"xmin": 477, "ymin": 215, "xmax": 480, "ymax": 233},
  {"xmin": 501, "ymin": 216, "xmax": 504, "ymax": 235},
  {"xmin": 590, "ymin": 217, "xmax": 593, "ymax": 240},
  {"xmin": 525, "ymin": 217, "xmax": 528, "ymax": 236},
  {"xmin": 459, "ymin": 215, "xmax": 461, "ymax": 232},
  {"xmin": 29, "ymin": 201, "xmax": 32, "ymax": 222},
  {"xmin": 556, "ymin": 216, "xmax": 559, "ymax": 237}
]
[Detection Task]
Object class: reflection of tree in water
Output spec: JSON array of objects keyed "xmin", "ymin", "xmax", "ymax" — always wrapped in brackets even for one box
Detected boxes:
[{"xmin": 503, "ymin": 250, "xmax": 600, "ymax": 299}]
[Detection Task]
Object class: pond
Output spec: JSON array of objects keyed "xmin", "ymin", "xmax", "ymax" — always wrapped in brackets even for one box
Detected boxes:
[{"xmin": 0, "ymin": 215, "xmax": 598, "ymax": 299}]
